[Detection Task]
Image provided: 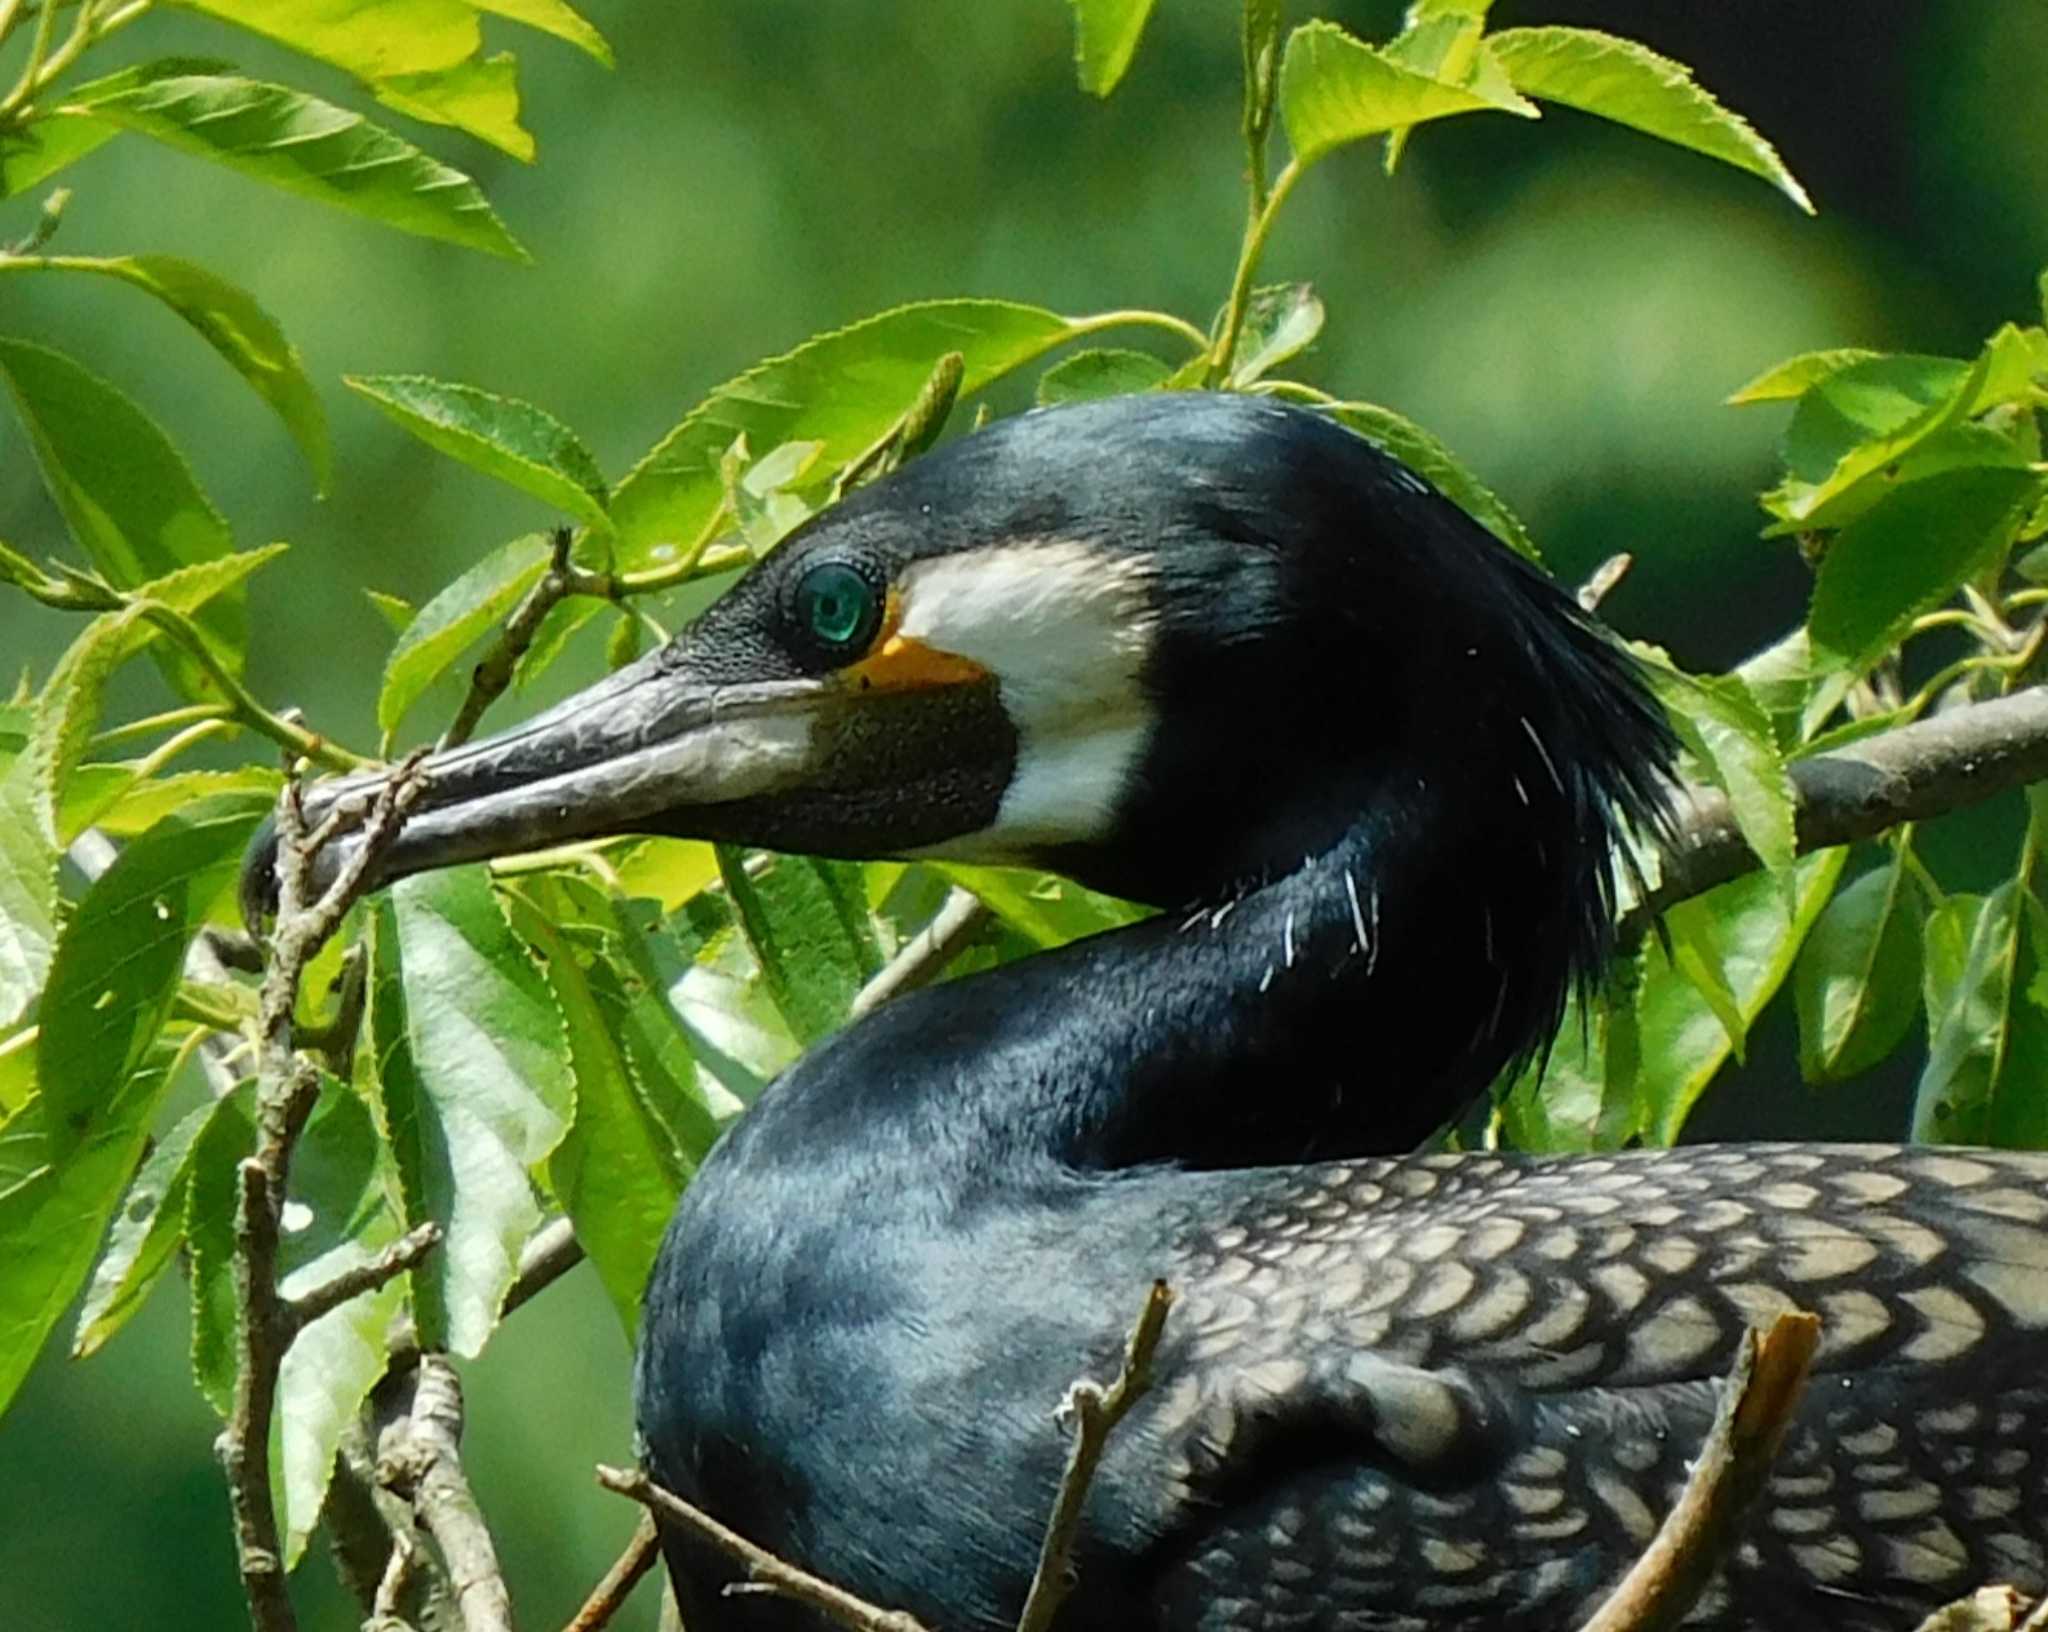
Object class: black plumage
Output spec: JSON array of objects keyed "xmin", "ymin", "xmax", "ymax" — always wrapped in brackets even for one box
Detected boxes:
[{"xmin": 263, "ymin": 394, "xmax": 2048, "ymax": 1632}]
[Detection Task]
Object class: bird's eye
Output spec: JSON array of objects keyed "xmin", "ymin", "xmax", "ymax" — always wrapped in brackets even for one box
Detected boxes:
[{"xmin": 793, "ymin": 561, "xmax": 883, "ymax": 656}]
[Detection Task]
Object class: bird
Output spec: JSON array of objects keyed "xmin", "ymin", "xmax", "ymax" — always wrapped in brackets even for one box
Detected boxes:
[{"xmin": 261, "ymin": 393, "xmax": 2048, "ymax": 1632}]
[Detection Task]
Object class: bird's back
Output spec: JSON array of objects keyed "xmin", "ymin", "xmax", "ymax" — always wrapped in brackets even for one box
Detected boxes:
[{"xmin": 1131, "ymin": 1144, "xmax": 2048, "ymax": 1632}]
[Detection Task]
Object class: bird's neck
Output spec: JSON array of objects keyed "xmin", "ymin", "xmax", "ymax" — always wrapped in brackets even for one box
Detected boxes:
[{"xmin": 804, "ymin": 770, "xmax": 1571, "ymax": 1175}]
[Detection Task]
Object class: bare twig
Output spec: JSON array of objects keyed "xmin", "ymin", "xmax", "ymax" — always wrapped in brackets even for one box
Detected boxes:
[
  {"xmin": 563, "ymin": 1513, "xmax": 662, "ymax": 1632},
  {"xmin": 504, "ymin": 1216, "xmax": 585, "ymax": 1317},
  {"xmin": 379, "ymin": 1355, "xmax": 516, "ymax": 1632},
  {"xmin": 1577, "ymin": 1312, "xmax": 1821, "ymax": 1632},
  {"xmin": 1578, "ymin": 552, "xmax": 1633, "ymax": 613},
  {"xmin": 850, "ymin": 887, "xmax": 988, "ymax": 1018},
  {"xmin": 222, "ymin": 758, "xmax": 430, "ymax": 1632},
  {"xmin": 441, "ymin": 528, "xmax": 584, "ymax": 751},
  {"xmin": 1015, "ymin": 1280, "xmax": 1175, "ymax": 1632},
  {"xmin": 287, "ymin": 1223, "xmax": 442, "ymax": 1332},
  {"xmin": 595, "ymin": 1466, "xmax": 932, "ymax": 1632},
  {"xmin": 1629, "ymin": 686, "xmax": 2048, "ymax": 942}
]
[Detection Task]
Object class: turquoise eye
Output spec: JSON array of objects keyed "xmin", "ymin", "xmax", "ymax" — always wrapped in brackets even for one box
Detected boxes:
[{"xmin": 795, "ymin": 562, "xmax": 880, "ymax": 653}]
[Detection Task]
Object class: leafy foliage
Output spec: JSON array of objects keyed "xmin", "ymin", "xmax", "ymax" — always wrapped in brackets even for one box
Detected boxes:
[{"xmin": 2, "ymin": 2, "xmax": 2046, "ymax": 1619}]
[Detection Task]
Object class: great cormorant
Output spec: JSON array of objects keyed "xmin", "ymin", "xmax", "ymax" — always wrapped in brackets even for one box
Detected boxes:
[{"xmin": 256, "ymin": 394, "xmax": 2048, "ymax": 1632}]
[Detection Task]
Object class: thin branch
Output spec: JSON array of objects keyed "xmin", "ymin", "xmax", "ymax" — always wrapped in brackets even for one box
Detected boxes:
[
  {"xmin": 286, "ymin": 1222, "xmax": 442, "ymax": 1332},
  {"xmin": 505, "ymin": 1215, "xmax": 584, "ymax": 1316},
  {"xmin": 563, "ymin": 1513, "xmax": 661, "ymax": 1632},
  {"xmin": 1577, "ymin": 1312, "xmax": 1821, "ymax": 1632},
  {"xmin": 1631, "ymin": 686, "xmax": 2048, "ymax": 941},
  {"xmin": 850, "ymin": 887, "xmax": 987, "ymax": 1018},
  {"xmin": 223, "ymin": 757, "xmax": 430, "ymax": 1632},
  {"xmin": 1578, "ymin": 552, "xmax": 1634, "ymax": 613},
  {"xmin": 440, "ymin": 527, "xmax": 582, "ymax": 751},
  {"xmin": 1015, "ymin": 1281, "xmax": 1175, "ymax": 1632},
  {"xmin": 379, "ymin": 1355, "xmax": 515, "ymax": 1632},
  {"xmin": 595, "ymin": 1467, "xmax": 932, "ymax": 1632}
]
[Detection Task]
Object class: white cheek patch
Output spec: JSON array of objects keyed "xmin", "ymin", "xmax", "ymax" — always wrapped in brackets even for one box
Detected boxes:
[{"xmin": 894, "ymin": 540, "xmax": 1158, "ymax": 857}]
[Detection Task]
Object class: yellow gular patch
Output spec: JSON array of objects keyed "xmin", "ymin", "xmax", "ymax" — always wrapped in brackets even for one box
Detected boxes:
[{"xmin": 843, "ymin": 592, "xmax": 989, "ymax": 692}]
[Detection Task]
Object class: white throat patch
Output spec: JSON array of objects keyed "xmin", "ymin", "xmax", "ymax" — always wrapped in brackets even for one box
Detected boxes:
[{"xmin": 896, "ymin": 539, "xmax": 1158, "ymax": 860}]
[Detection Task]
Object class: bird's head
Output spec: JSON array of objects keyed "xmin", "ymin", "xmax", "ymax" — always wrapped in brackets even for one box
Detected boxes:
[{"xmin": 248, "ymin": 394, "xmax": 1673, "ymax": 996}]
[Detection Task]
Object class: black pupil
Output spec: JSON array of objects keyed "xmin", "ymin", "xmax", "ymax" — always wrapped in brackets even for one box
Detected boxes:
[{"xmin": 802, "ymin": 565, "xmax": 873, "ymax": 648}]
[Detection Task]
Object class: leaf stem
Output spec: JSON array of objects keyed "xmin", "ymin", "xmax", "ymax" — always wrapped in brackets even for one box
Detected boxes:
[
  {"xmin": 1, "ymin": 0, "xmax": 61, "ymax": 115},
  {"xmin": 1206, "ymin": 156, "xmax": 1304, "ymax": 385},
  {"xmin": 89, "ymin": 701, "xmax": 231, "ymax": 751},
  {"xmin": 0, "ymin": 0, "xmax": 149, "ymax": 119},
  {"xmin": 1065, "ymin": 306, "xmax": 1211, "ymax": 355},
  {"xmin": 134, "ymin": 599, "xmax": 367, "ymax": 772}
]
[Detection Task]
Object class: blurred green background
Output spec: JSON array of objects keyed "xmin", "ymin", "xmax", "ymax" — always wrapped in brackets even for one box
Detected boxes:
[{"xmin": 3, "ymin": 2, "xmax": 2045, "ymax": 1627}]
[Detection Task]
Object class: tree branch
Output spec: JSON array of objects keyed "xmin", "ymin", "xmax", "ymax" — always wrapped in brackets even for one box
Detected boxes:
[
  {"xmin": 223, "ymin": 756, "xmax": 430, "ymax": 1632},
  {"xmin": 286, "ymin": 1222, "xmax": 442, "ymax": 1333},
  {"xmin": 378, "ymin": 1355, "xmax": 515, "ymax": 1632},
  {"xmin": 595, "ymin": 1466, "xmax": 932, "ymax": 1632},
  {"xmin": 563, "ymin": 1513, "xmax": 661, "ymax": 1632},
  {"xmin": 850, "ymin": 887, "xmax": 988, "ymax": 1018},
  {"xmin": 1577, "ymin": 1312, "xmax": 1821, "ymax": 1632},
  {"xmin": 1634, "ymin": 686, "xmax": 2048, "ymax": 936}
]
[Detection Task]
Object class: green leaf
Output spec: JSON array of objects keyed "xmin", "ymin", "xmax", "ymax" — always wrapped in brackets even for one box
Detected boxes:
[
  {"xmin": 19, "ymin": 255, "xmax": 330, "ymax": 492},
  {"xmin": 1067, "ymin": 0, "xmax": 1159, "ymax": 96},
  {"xmin": 506, "ymin": 883, "xmax": 697, "ymax": 1337},
  {"xmin": 1036, "ymin": 348, "xmax": 1172, "ymax": 406},
  {"xmin": 1380, "ymin": 8, "xmax": 1513, "ymax": 173},
  {"xmin": 346, "ymin": 375, "xmax": 608, "ymax": 529},
  {"xmin": 936, "ymin": 865, "xmax": 1148, "ymax": 948},
  {"xmin": 1761, "ymin": 350, "xmax": 2023, "ymax": 528},
  {"xmin": 0, "ymin": 58, "xmax": 234, "ymax": 198},
  {"xmin": 176, "ymin": 1, "xmax": 537, "ymax": 159},
  {"xmin": 369, "ymin": 868, "xmax": 572, "ymax": 1356},
  {"xmin": 1726, "ymin": 348, "xmax": 1882, "ymax": 406},
  {"xmin": 1640, "ymin": 660, "xmax": 1796, "ymax": 883},
  {"xmin": 1242, "ymin": 0, "xmax": 1284, "ymax": 148},
  {"xmin": 1635, "ymin": 848, "xmax": 1847, "ymax": 1142},
  {"xmin": 717, "ymin": 849, "xmax": 882, "ymax": 1046},
  {"xmin": 1795, "ymin": 856, "xmax": 1923, "ymax": 1084},
  {"xmin": 1278, "ymin": 19, "xmax": 1535, "ymax": 169},
  {"xmin": 609, "ymin": 300, "xmax": 1091, "ymax": 567},
  {"xmin": 366, "ymin": 589, "xmax": 416, "ymax": 636},
  {"xmin": 0, "ymin": 1050, "xmax": 176, "ymax": 1418},
  {"xmin": 1807, "ymin": 467, "xmax": 2041, "ymax": 677},
  {"xmin": 183, "ymin": 1085, "xmax": 254, "ymax": 1416},
  {"xmin": 1488, "ymin": 26, "xmax": 1811, "ymax": 213},
  {"xmin": 86, "ymin": 767, "xmax": 286, "ymax": 840},
  {"xmin": 0, "ymin": 761, "xmax": 57, "ymax": 1030},
  {"xmin": 60, "ymin": 73, "xmax": 528, "ymax": 260},
  {"xmin": 0, "ymin": 337, "xmax": 241, "ymax": 698},
  {"xmin": 35, "ymin": 799, "xmax": 269, "ymax": 1156},
  {"xmin": 1915, "ymin": 882, "xmax": 2048, "ymax": 1147},
  {"xmin": 1324, "ymin": 401, "xmax": 1539, "ymax": 561},
  {"xmin": 379, "ymin": 534, "xmax": 549, "ymax": 736},
  {"xmin": 17, "ymin": 549, "xmax": 289, "ymax": 845},
  {"xmin": 1228, "ymin": 283, "xmax": 1324, "ymax": 386},
  {"xmin": 73, "ymin": 1098, "xmax": 217, "ymax": 1357},
  {"xmin": 376, "ymin": 51, "xmax": 532, "ymax": 161},
  {"xmin": 272, "ymin": 1085, "xmax": 403, "ymax": 1567},
  {"xmin": 474, "ymin": 0, "xmax": 613, "ymax": 65}
]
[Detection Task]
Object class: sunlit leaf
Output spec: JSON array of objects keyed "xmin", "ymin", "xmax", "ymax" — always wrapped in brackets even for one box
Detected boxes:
[
  {"xmin": 0, "ymin": 337, "xmax": 240, "ymax": 698},
  {"xmin": 610, "ymin": 301, "xmax": 1091, "ymax": 567},
  {"xmin": 1324, "ymin": 401, "xmax": 1539, "ymax": 561},
  {"xmin": 717, "ymin": 849, "xmax": 883, "ymax": 1046},
  {"xmin": 1068, "ymin": 0, "xmax": 1159, "ymax": 96},
  {"xmin": 0, "ymin": 1050, "xmax": 176, "ymax": 1417},
  {"xmin": 61, "ymin": 73, "xmax": 528, "ymax": 260},
  {"xmin": 73, "ymin": 1099, "xmax": 218, "ymax": 1358},
  {"xmin": 0, "ymin": 762, "xmax": 57, "ymax": 1030},
  {"xmin": 376, "ymin": 51, "xmax": 531, "ymax": 161},
  {"xmin": 1726, "ymin": 347, "xmax": 1881, "ymax": 406},
  {"xmin": 368, "ymin": 867, "xmax": 572, "ymax": 1356},
  {"xmin": 506, "ymin": 881, "xmax": 699, "ymax": 1336},
  {"xmin": 347, "ymin": 375, "xmax": 608, "ymax": 529},
  {"xmin": 1807, "ymin": 467, "xmax": 2041, "ymax": 677},
  {"xmin": 1036, "ymin": 348, "xmax": 1173, "ymax": 406},
  {"xmin": 1640, "ymin": 659, "xmax": 1796, "ymax": 883},
  {"xmin": 1635, "ymin": 850, "xmax": 1847, "ymax": 1142},
  {"xmin": 1795, "ymin": 856, "xmax": 1923, "ymax": 1084},
  {"xmin": 1489, "ymin": 26, "xmax": 1812, "ymax": 212},
  {"xmin": 1278, "ymin": 19, "xmax": 1535, "ymax": 169},
  {"xmin": 1228, "ymin": 283, "xmax": 1325, "ymax": 386},
  {"xmin": 0, "ymin": 59, "xmax": 233, "ymax": 199},
  {"xmin": 379, "ymin": 534, "xmax": 549, "ymax": 736},
  {"xmin": 18, "ymin": 254, "xmax": 329, "ymax": 492},
  {"xmin": 36, "ymin": 799, "xmax": 269, "ymax": 1156},
  {"xmin": 936, "ymin": 864, "xmax": 1148, "ymax": 948},
  {"xmin": 474, "ymin": 0, "xmax": 613, "ymax": 65},
  {"xmin": 1916, "ymin": 878, "xmax": 2048, "ymax": 1148}
]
